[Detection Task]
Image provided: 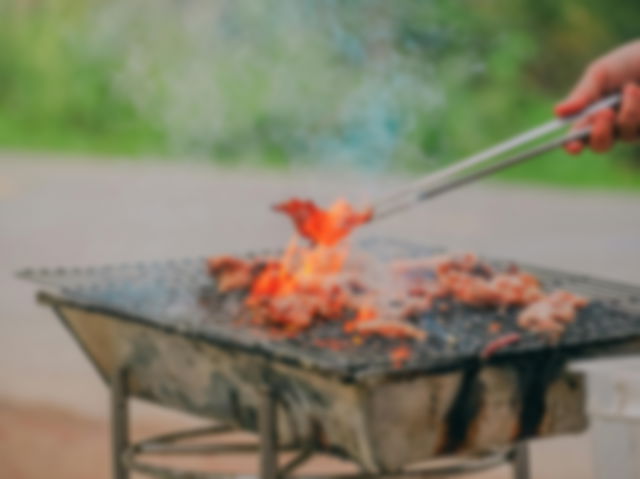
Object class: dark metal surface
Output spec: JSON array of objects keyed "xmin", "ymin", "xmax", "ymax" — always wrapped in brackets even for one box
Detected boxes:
[{"xmin": 21, "ymin": 238, "xmax": 640, "ymax": 379}]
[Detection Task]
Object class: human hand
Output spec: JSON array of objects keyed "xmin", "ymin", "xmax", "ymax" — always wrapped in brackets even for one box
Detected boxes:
[{"xmin": 555, "ymin": 40, "xmax": 640, "ymax": 154}]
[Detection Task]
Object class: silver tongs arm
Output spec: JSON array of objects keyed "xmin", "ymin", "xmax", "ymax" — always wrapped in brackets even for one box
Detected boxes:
[{"xmin": 372, "ymin": 93, "xmax": 622, "ymax": 220}]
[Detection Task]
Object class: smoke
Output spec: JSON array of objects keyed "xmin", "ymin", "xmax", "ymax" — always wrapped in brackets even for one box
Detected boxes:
[{"xmin": 83, "ymin": 0, "xmax": 480, "ymax": 173}]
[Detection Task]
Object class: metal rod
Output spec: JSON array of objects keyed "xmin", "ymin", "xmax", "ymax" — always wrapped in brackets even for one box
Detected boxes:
[
  {"xmin": 512, "ymin": 442, "xmax": 530, "ymax": 479},
  {"xmin": 111, "ymin": 367, "xmax": 130, "ymax": 479},
  {"xmin": 278, "ymin": 445, "xmax": 315, "ymax": 477},
  {"xmin": 372, "ymin": 93, "xmax": 621, "ymax": 221},
  {"xmin": 377, "ymin": 117, "xmax": 564, "ymax": 207},
  {"xmin": 259, "ymin": 388, "xmax": 279, "ymax": 479},
  {"xmin": 298, "ymin": 449, "xmax": 513, "ymax": 479},
  {"xmin": 136, "ymin": 424, "xmax": 234, "ymax": 450},
  {"xmin": 138, "ymin": 442, "xmax": 261, "ymax": 455},
  {"xmin": 374, "ymin": 127, "xmax": 590, "ymax": 220},
  {"xmin": 122, "ymin": 424, "xmax": 514, "ymax": 479}
]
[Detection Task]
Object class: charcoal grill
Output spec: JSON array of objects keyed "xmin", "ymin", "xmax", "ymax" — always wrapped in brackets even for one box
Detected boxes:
[{"xmin": 21, "ymin": 238, "xmax": 640, "ymax": 479}]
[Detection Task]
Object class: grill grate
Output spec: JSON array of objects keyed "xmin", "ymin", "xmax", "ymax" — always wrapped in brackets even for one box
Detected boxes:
[{"xmin": 21, "ymin": 238, "xmax": 640, "ymax": 378}]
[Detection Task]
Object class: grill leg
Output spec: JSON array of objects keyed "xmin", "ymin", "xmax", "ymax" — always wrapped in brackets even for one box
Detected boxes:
[
  {"xmin": 111, "ymin": 367, "xmax": 129, "ymax": 479},
  {"xmin": 259, "ymin": 388, "xmax": 279, "ymax": 479},
  {"xmin": 512, "ymin": 442, "xmax": 530, "ymax": 479}
]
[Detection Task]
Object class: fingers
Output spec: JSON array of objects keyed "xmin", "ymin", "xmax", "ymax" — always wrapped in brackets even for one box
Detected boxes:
[
  {"xmin": 563, "ymin": 108, "xmax": 616, "ymax": 155},
  {"xmin": 617, "ymin": 83, "xmax": 640, "ymax": 141},
  {"xmin": 564, "ymin": 117, "xmax": 590, "ymax": 155},
  {"xmin": 589, "ymin": 108, "xmax": 616, "ymax": 152},
  {"xmin": 567, "ymin": 85, "xmax": 640, "ymax": 154},
  {"xmin": 555, "ymin": 62, "xmax": 608, "ymax": 117},
  {"xmin": 565, "ymin": 139, "xmax": 584, "ymax": 155}
]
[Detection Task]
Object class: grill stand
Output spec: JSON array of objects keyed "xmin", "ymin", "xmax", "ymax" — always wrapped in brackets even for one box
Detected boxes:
[
  {"xmin": 112, "ymin": 367, "xmax": 129, "ymax": 479},
  {"xmin": 110, "ymin": 367, "xmax": 530, "ymax": 479}
]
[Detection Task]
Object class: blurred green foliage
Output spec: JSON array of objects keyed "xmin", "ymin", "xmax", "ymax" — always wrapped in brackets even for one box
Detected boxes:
[
  {"xmin": 0, "ymin": 1, "xmax": 162, "ymax": 154},
  {"xmin": 1, "ymin": 0, "xmax": 639, "ymax": 189}
]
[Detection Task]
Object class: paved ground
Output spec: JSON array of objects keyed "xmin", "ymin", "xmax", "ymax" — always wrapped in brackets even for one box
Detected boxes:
[{"xmin": 2, "ymin": 155, "xmax": 640, "ymax": 478}]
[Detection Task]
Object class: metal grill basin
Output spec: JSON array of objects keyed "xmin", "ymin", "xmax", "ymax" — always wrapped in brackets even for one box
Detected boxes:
[{"xmin": 21, "ymin": 239, "xmax": 640, "ymax": 472}]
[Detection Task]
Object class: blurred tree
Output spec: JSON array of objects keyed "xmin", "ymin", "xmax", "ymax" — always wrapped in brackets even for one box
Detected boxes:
[{"xmin": 0, "ymin": 0, "xmax": 638, "ymax": 188}]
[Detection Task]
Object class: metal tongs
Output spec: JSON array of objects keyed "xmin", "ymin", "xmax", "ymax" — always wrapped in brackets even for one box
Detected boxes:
[{"xmin": 373, "ymin": 92, "xmax": 622, "ymax": 220}]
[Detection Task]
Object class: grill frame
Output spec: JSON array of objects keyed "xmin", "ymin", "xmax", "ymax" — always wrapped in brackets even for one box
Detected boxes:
[
  {"xmin": 22, "ymin": 239, "xmax": 640, "ymax": 472},
  {"xmin": 40, "ymin": 295, "xmax": 585, "ymax": 473}
]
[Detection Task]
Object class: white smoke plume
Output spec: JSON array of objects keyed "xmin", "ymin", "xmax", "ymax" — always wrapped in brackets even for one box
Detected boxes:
[{"xmin": 83, "ymin": 0, "xmax": 484, "ymax": 172}]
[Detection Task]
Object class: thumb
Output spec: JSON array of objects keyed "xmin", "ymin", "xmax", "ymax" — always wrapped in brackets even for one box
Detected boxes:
[{"xmin": 555, "ymin": 64, "xmax": 606, "ymax": 117}]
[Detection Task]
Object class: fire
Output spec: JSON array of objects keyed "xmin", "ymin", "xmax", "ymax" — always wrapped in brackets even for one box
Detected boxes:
[
  {"xmin": 246, "ymin": 235, "xmax": 353, "ymax": 334},
  {"xmin": 343, "ymin": 306, "xmax": 377, "ymax": 333},
  {"xmin": 274, "ymin": 198, "xmax": 373, "ymax": 246},
  {"xmin": 247, "ymin": 199, "xmax": 372, "ymax": 333},
  {"xmin": 209, "ymin": 197, "xmax": 427, "ymax": 363},
  {"xmin": 244, "ymin": 199, "xmax": 424, "ymax": 343}
]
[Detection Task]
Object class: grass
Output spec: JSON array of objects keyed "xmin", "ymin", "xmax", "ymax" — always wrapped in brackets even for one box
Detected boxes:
[
  {"xmin": 0, "ymin": 114, "xmax": 164, "ymax": 157},
  {"xmin": 0, "ymin": 2, "xmax": 165, "ymax": 157}
]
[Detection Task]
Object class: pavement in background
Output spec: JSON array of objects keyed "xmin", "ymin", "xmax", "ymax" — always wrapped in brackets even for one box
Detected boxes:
[{"xmin": 2, "ymin": 155, "xmax": 640, "ymax": 478}]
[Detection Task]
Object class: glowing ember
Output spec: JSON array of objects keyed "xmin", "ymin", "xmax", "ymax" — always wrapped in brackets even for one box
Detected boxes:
[{"xmin": 274, "ymin": 198, "xmax": 373, "ymax": 246}]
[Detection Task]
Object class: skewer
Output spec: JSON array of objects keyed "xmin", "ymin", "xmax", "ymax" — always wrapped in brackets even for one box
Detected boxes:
[{"xmin": 372, "ymin": 93, "xmax": 621, "ymax": 220}]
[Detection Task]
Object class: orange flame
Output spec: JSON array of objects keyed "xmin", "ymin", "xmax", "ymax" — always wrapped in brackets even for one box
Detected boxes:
[
  {"xmin": 246, "ymin": 199, "xmax": 372, "ymax": 333},
  {"xmin": 343, "ymin": 305, "xmax": 377, "ymax": 333},
  {"xmin": 274, "ymin": 198, "xmax": 373, "ymax": 246},
  {"xmin": 210, "ymin": 197, "xmax": 426, "ymax": 353},
  {"xmin": 246, "ymin": 235, "xmax": 353, "ymax": 333}
]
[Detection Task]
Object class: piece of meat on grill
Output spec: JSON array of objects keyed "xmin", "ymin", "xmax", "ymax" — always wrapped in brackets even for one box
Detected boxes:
[
  {"xmin": 274, "ymin": 198, "xmax": 373, "ymax": 246},
  {"xmin": 394, "ymin": 253, "xmax": 544, "ymax": 308},
  {"xmin": 250, "ymin": 295, "xmax": 317, "ymax": 332},
  {"xmin": 517, "ymin": 290, "xmax": 588, "ymax": 339},
  {"xmin": 392, "ymin": 252, "xmax": 479, "ymax": 276},
  {"xmin": 350, "ymin": 319, "xmax": 428, "ymax": 341},
  {"xmin": 207, "ymin": 256, "xmax": 262, "ymax": 292},
  {"xmin": 481, "ymin": 332, "xmax": 522, "ymax": 359},
  {"xmin": 445, "ymin": 271, "xmax": 544, "ymax": 307},
  {"xmin": 208, "ymin": 243, "xmax": 590, "ymax": 349}
]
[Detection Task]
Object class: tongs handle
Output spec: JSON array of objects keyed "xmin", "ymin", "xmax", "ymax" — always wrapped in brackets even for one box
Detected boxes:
[
  {"xmin": 373, "ymin": 92, "xmax": 622, "ymax": 220},
  {"xmin": 562, "ymin": 92, "xmax": 622, "ymax": 123}
]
